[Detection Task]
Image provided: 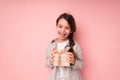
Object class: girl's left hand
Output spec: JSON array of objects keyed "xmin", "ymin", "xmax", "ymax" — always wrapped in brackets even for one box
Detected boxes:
[{"xmin": 66, "ymin": 52, "xmax": 75, "ymax": 64}]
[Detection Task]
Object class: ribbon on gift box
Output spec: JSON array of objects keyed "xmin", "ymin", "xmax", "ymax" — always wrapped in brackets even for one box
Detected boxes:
[{"xmin": 53, "ymin": 49, "xmax": 70, "ymax": 66}]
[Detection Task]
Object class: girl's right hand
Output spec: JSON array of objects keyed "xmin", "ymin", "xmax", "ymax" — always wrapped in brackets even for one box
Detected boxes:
[{"xmin": 50, "ymin": 48, "xmax": 57, "ymax": 65}]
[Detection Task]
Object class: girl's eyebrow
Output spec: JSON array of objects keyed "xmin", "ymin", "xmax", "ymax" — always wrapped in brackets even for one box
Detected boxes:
[
  {"xmin": 58, "ymin": 24, "xmax": 70, "ymax": 27},
  {"xmin": 66, "ymin": 25, "xmax": 70, "ymax": 27},
  {"xmin": 65, "ymin": 25, "xmax": 70, "ymax": 28}
]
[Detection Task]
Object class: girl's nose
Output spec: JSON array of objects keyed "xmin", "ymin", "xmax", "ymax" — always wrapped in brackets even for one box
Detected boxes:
[{"xmin": 61, "ymin": 28, "xmax": 65, "ymax": 32}]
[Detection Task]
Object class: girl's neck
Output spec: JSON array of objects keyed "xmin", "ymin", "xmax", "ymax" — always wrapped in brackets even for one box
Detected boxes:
[{"xmin": 56, "ymin": 38, "xmax": 69, "ymax": 43}]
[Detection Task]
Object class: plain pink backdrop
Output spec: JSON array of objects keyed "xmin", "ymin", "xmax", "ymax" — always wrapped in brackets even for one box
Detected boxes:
[{"xmin": 0, "ymin": 0, "xmax": 120, "ymax": 80}]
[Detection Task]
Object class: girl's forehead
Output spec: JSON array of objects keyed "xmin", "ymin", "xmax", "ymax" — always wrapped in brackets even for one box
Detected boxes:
[{"xmin": 58, "ymin": 18, "xmax": 69, "ymax": 26}]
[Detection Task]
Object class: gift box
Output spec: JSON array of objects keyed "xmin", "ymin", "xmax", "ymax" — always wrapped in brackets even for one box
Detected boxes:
[{"xmin": 53, "ymin": 50, "xmax": 70, "ymax": 66}]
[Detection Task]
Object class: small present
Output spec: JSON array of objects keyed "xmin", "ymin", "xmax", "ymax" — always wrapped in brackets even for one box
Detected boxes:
[{"xmin": 53, "ymin": 50, "xmax": 70, "ymax": 66}]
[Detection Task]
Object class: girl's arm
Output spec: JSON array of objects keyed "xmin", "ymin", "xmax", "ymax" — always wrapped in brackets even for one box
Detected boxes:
[
  {"xmin": 70, "ymin": 42, "xmax": 84, "ymax": 70},
  {"xmin": 46, "ymin": 43, "xmax": 54, "ymax": 68}
]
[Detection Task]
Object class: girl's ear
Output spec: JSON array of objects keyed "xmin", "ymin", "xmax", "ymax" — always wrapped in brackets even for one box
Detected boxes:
[
  {"xmin": 56, "ymin": 25, "xmax": 58, "ymax": 29},
  {"xmin": 70, "ymin": 30, "xmax": 73, "ymax": 33}
]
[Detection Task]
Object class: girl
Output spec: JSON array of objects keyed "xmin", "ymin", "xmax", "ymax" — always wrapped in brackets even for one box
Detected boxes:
[{"xmin": 46, "ymin": 13, "xmax": 84, "ymax": 80}]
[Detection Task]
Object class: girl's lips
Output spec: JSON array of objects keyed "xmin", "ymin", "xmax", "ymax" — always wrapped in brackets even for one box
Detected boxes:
[{"xmin": 58, "ymin": 32, "xmax": 66, "ymax": 37}]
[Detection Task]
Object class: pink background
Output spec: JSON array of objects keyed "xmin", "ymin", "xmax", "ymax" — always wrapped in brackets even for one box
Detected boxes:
[{"xmin": 0, "ymin": 0, "xmax": 120, "ymax": 80}]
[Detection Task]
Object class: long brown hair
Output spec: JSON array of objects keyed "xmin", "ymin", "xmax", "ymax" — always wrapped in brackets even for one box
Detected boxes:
[{"xmin": 56, "ymin": 13, "xmax": 76, "ymax": 54}]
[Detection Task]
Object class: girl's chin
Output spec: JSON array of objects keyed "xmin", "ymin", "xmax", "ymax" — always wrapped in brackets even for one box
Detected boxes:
[{"xmin": 58, "ymin": 37, "xmax": 67, "ymax": 41}]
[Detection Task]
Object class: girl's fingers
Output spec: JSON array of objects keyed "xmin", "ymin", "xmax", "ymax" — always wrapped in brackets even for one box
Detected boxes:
[
  {"xmin": 66, "ymin": 52, "xmax": 75, "ymax": 64},
  {"xmin": 50, "ymin": 54, "xmax": 55, "ymax": 65},
  {"xmin": 52, "ymin": 48, "xmax": 57, "ymax": 53},
  {"xmin": 51, "ymin": 54, "xmax": 55, "ymax": 58},
  {"xmin": 50, "ymin": 48, "xmax": 57, "ymax": 64},
  {"xmin": 50, "ymin": 48, "xmax": 57, "ymax": 57},
  {"xmin": 66, "ymin": 52, "xmax": 74, "ymax": 58},
  {"xmin": 66, "ymin": 59, "xmax": 71, "ymax": 63},
  {"xmin": 66, "ymin": 56, "xmax": 74, "ymax": 64}
]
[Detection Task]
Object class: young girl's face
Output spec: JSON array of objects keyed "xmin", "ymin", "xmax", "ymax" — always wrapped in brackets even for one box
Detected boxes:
[{"xmin": 56, "ymin": 18, "xmax": 71, "ymax": 42}]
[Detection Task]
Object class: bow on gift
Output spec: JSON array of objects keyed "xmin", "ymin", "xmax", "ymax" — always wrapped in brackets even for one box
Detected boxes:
[{"xmin": 53, "ymin": 49, "xmax": 70, "ymax": 66}]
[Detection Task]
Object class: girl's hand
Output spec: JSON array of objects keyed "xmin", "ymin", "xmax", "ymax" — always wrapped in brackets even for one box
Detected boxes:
[
  {"xmin": 50, "ymin": 48, "xmax": 57, "ymax": 65},
  {"xmin": 66, "ymin": 52, "xmax": 75, "ymax": 64}
]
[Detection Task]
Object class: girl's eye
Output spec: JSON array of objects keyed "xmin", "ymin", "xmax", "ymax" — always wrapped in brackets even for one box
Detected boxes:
[
  {"xmin": 65, "ymin": 27, "xmax": 70, "ymax": 30},
  {"xmin": 59, "ymin": 26, "xmax": 62, "ymax": 28}
]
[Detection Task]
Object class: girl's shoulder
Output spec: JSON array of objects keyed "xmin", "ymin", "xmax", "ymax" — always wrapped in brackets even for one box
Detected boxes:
[
  {"xmin": 47, "ymin": 38, "xmax": 57, "ymax": 48},
  {"xmin": 74, "ymin": 40, "xmax": 79, "ymax": 46},
  {"xmin": 50, "ymin": 38, "xmax": 57, "ymax": 43},
  {"xmin": 73, "ymin": 40, "xmax": 81, "ymax": 50}
]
